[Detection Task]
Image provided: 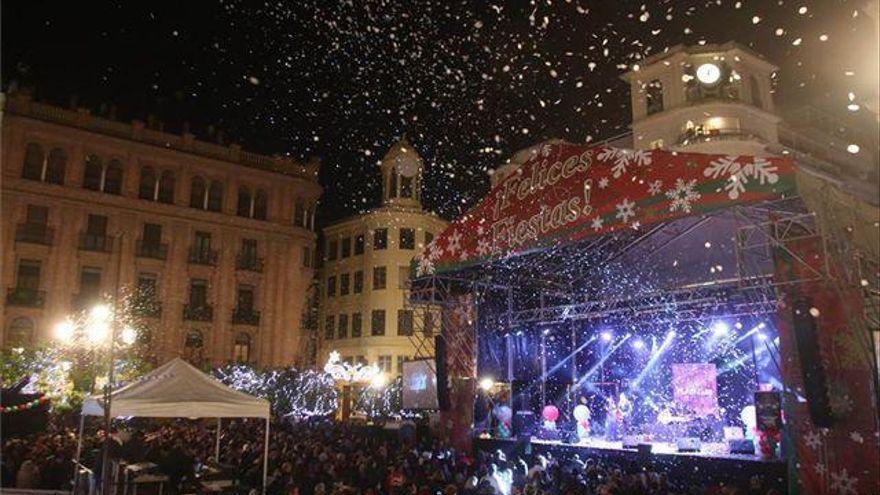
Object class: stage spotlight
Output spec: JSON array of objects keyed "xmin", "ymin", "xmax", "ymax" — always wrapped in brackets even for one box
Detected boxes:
[
  {"xmin": 756, "ymin": 332, "xmax": 768, "ymax": 341},
  {"xmin": 632, "ymin": 338, "xmax": 646, "ymax": 350},
  {"xmin": 710, "ymin": 321, "xmax": 730, "ymax": 335},
  {"xmin": 479, "ymin": 377, "xmax": 495, "ymax": 391},
  {"xmin": 601, "ymin": 331, "xmax": 613, "ymax": 342},
  {"xmin": 757, "ymin": 322, "xmax": 766, "ymax": 330},
  {"xmin": 666, "ymin": 330, "xmax": 676, "ymax": 339}
]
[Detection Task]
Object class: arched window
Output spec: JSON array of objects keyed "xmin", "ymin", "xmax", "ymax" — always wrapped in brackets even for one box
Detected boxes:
[
  {"xmin": 207, "ymin": 181, "xmax": 223, "ymax": 212},
  {"xmin": 646, "ymin": 79, "xmax": 664, "ymax": 115},
  {"xmin": 22, "ymin": 143, "xmax": 44, "ymax": 180},
  {"xmin": 237, "ymin": 187, "xmax": 252, "ymax": 217},
  {"xmin": 45, "ymin": 148, "xmax": 67, "ymax": 185},
  {"xmin": 233, "ymin": 332, "xmax": 251, "ymax": 362},
  {"xmin": 294, "ymin": 200, "xmax": 306, "ymax": 227},
  {"xmin": 389, "ymin": 171, "xmax": 398, "ymax": 199},
  {"xmin": 184, "ymin": 329, "xmax": 204, "ymax": 364},
  {"xmin": 158, "ymin": 170, "xmax": 175, "ymax": 204},
  {"xmin": 253, "ymin": 190, "xmax": 268, "ymax": 220},
  {"xmin": 83, "ymin": 155, "xmax": 103, "ymax": 191},
  {"xmin": 139, "ymin": 167, "xmax": 157, "ymax": 200},
  {"xmin": 190, "ymin": 176, "xmax": 207, "ymax": 209},
  {"xmin": 400, "ymin": 176, "xmax": 413, "ymax": 198},
  {"xmin": 6, "ymin": 317, "xmax": 35, "ymax": 347},
  {"xmin": 104, "ymin": 159, "xmax": 124, "ymax": 195}
]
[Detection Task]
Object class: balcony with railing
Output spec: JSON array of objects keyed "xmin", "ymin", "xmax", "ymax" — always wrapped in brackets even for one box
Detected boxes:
[
  {"xmin": 183, "ymin": 303, "xmax": 213, "ymax": 322},
  {"xmin": 136, "ymin": 240, "xmax": 168, "ymax": 260},
  {"xmin": 79, "ymin": 233, "xmax": 114, "ymax": 253},
  {"xmin": 6, "ymin": 287, "xmax": 45, "ymax": 308},
  {"xmin": 236, "ymin": 253, "xmax": 264, "ymax": 273},
  {"xmin": 16, "ymin": 223, "xmax": 54, "ymax": 245},
  {"xmin": 131, "ymin": 298, "xmax": 162, "ymax": 318},
  {"xmin": 189, "ymin": 246, "xmax": 219, "ymax": 266},
  {"xmin": 232, "ymin": 307, "xmax": 261, "ymax": 326}
]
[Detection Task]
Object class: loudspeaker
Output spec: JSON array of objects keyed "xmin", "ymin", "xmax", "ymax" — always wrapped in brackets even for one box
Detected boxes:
[
  {"xmin": 434, "ymin": 336, "xmax": 449, "ymax": 410},
  {"xmin": 622, "ymin": 435, "xmax": 641, "ymax": 449},
  {"xmin": 791, "ymin": 298, "xmax": 834, "ymax": 427},
  {"xmin": 676, "ymin": 437, "xmax": 701, "ymax": 452},
  {"xmin": 513, "ymin": 410, "xmax": 536, "ymax": 439},
  {"xmin": 728, "ymin": 439, "xmax": 756, "ymax": 455}
]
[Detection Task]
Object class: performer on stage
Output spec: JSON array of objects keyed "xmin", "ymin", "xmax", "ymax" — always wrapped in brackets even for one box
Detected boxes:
[
  {"xmin": 604, "ymin": 396, "xmax": 620, "ymax": 440},
  {"xmin": 573, "ymin": 398, "xmax": 591, "ymax": 442},
  {"xmin": 618, "ymin": 392, "xmax": 633, "ymax": 435}
]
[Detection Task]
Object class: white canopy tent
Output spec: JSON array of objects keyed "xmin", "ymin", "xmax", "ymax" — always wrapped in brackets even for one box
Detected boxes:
[{"xmin": 76, "ymin": 358, "xmax": 271, "ymax": 493}]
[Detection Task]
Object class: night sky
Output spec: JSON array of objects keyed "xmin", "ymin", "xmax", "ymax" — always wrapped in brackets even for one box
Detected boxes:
[{"xmin": 2, "ymin": 0, "xmax": 876, "ymax": 225}]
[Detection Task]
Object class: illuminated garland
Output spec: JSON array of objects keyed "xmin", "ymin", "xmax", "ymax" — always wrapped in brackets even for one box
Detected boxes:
[{"xmin": 1, "ymin": 396, "xmax": 50, "ymax": 413}]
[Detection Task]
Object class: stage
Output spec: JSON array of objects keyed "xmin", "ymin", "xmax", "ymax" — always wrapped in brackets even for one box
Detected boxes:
[{"xmin": 474, "ymin": 437, "xmax": 787, "ymax": 492}]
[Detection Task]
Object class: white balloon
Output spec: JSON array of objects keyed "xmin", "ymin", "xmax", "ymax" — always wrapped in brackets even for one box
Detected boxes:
[
  {"xmin": 573, "ymin": 404, "xmax": 591, "ymax": 421},
  {"xmin": 494, "ymin": 405, "xmax": 512, "ymax": 422},
  {"xmin": 741, "ymin": 405, "xmax": 756, "ymax": 428}
]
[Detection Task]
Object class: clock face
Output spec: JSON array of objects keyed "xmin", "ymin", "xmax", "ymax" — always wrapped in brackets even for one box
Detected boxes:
[
  {"xmin": 396, "ymin": 157, "xmax": 418, "ymax": 178},
  {"xmin": 696, "ymin": 63, "xmax": 721, "ymax": 85}
]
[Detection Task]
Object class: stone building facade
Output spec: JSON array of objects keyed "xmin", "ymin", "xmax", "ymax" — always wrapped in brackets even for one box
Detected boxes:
[
  {"xmin": 317, "ymin": 140, "xmax": 448, "ymax": 376},
  {"xmin": 1, "ymin": 92, "xmax": 321, "ymax": 367}
]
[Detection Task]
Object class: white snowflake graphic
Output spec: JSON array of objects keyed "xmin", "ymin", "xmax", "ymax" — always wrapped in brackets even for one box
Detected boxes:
[
  {"xmin": 598, "ymin": 148, "xmax": 653, "ymax": 179},
  {"xmin": 665, "ymin": 178, "xmax": 702, "ymax": 213},
  {"xmin": 416, "ymin": 256, "xmax": 435, "ymax": 276},
  {"xmin": 703, "ymin": 155, "xmax": 779, "ymax": 200},
  {"xmin": 458, "ymin": 249, "xmax": 470, "ymax": 262},
  {"xmin": 829, "ymin": 468, "xmax": 858, "ymax": 495},
  {"xmin": 598, "ymin": 177, "xmax": 610, "ymax": 189},
  {"xmin": 804, "ymin": 430, "xmax": 823, "ymax": 450},
  {"xmin": 427, "ymin": 241, "xmax": 444, "ymax": 261},
  {"xmin": 814, "ymin": 462, "xmax": 827, "ymax": 476},
  {"xmin": 446, "ymin": 230, "xmax": 462, "ymax": 255},
  {"xmin": 476, "ymin": 238, "xmax": 490, "ymax": 256},
  {"xmin": 631, "ymin": 221, "xmax": 641, "ymax": 230},
  {"xmin": 615, "ymin": 198, "xmax": 637, "ymax": 223},
  {"xmin": 648, "ymin": 179, "xmax": 663, "ymax": 195},
  {"xmin": 591, "ymin": 216, "xmax": 604, "ymax": 231},
  {"xmin": 849, "ymin": 431, "xmax": 864, "ymax": 443}
]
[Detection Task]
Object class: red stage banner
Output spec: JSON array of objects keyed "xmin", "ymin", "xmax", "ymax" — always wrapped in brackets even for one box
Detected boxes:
[
  {"xmin": 671, "ymin": 363, "xmax": 719, "ymax": 416},
  {"xmin": 416, "ymin": 144, "xmax": 796, "ymax": 276}
]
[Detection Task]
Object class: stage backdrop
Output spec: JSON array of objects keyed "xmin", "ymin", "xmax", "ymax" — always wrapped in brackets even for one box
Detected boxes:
[
  {"xmin": 415, "ymin": 143, "xmax": 795, "ymax": 276},
  {"xmin": 671, "ymin": 363, "xmax": 719, "ymax": 416}
]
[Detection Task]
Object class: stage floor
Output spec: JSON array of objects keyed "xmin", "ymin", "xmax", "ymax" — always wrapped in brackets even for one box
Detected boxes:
[{"xmin": 474, "ymin": 437, "xmax": 787, "ymax": 491}]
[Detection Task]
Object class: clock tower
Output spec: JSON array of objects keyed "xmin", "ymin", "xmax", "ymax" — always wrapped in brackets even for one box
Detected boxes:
[
  {"xmin": 379, "ymin": 137, "xmax": 423, "ymax": 209},
  {"xmin": 621, "ymin": 42, "xmax": 782, "ymax": 156}
]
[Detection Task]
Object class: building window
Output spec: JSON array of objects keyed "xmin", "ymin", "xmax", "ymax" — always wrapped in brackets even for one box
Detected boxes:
[
  {"xmin": 294, "ymin": 200, "xmax": 306, "ymax": 227},
  {"xmin": 237, "ymin": 187, "xmax": 252, "ymax": 217},
  {"xmin": 253, "ymin": 190, "xmax": 268, "ymax": 220},
  {"xmin": 235, "ymin": 187, "xmax": 268, "ymax": 219},
  {"xmin": 425, "ymin": 232, "xmax": 434, "ymax": 246},
  {"xmin": 104, "ymin": 160, "xmax": 124, "ymax": 195},
  {"xmin": 190, "ymin": 177, "xmax": 207, "ymax": 209},
  {"xmin": 398, "ymin": 309, "xmax": 413, "ymax": 336},
  {"xmin": 373, "ymin": 266, "xmax": 386, "ymax": 290},
  {"xmin": 351, "ymin": 313, "xmax": 362, "ymax": 338},
  {"xmin": 378, "ymin": 355, "xmax": 392, "ymax": 373},
  {"xmin": 158, "ymin": 170, "xmax": 175, "ymax": 204},
  {"xmin": 353, "ymin": 271, "xmax": 364, "ymax": 294},
  {"xmin": 78, "ymin": 267, "xmax": 103, "ymax": 307},
  {"xmin": 326, "ymin": 276, "xmax": 336, "ymax": 297},
  {"xmin": 16, "ymin": 260, "xmax": 41, "ymax": 290},
  {"xmin": 354, "ymin": 234, "xmax": 365, "ymax": 255},
  {"xmin": 389, "ymin": 172, "xmax": 398, "ymax": 200},
  {"xmin": 83, "ymin": 155, "xmax": 103, "ymax": 191},
  {"xmin": 398, "ymin": 266, "xmax": 410, "ymax": 289},
  {"xmin": 371, "ymin": 309, "xmax": 386, "ymax": 336},
  {"xmin": 142, "ymin": 223, "xmax": 162, "ymax": 246},
  {"xmin": 646, "ymin": 79, "xmax": 664, "ymax": 115},
  {"xmin": 338, "ymin": 314, "xmax": 348, "ymax": 339},
  {"xmin": 340, "ymin": 273, "xmax": 350, "ymax": 296},
  {"xmin": 750, "ymin": 75, "xmax": 763, "ymax": 109},
  {"xmin": 189, "ymin": 279, "xmax": 208, "ymax": 307},
  {"xmin": 81, "ymin": 214, "xmax": 109, "ymax": 252},
  {"xmin": 341, "ymin": 237, "xmax": 351, "ymax": 258},
  {"xmin": 22, "ymin": 143, "xmax": 45, "ymax": 181},
  {"xmin": 325, "ymin": 315, "xmax": 335, "ymax": 340},
  {"xmin": 82, "ymin": 155, "xmax": 124, "ymax": 194},
  {"xmin": 135, "ymin": 272, "xmax": 159, "ymax": 313},
  {"xmin": 399, "ymin": 228, "xmax": 415, "ymax": 250},
  {"xmin": 233, "ymin": 333, "xmax": 251, "ymax": 362},
  {"xmin": 236, "ymin": 285, "xmax": 255, "ymax": 312},
  {"xmin": 6, "ymin": 317, "xmax": 35, "ymax": 347},
  {"xmin": 207, "ymin": 181, "xmax": 223, "ymax": 212},
  {"xmin": 373, "ymin": 228, "xmax": 388, "ymax": 250},
  {"xmin": 302, "ymin": 246, "xmax": 312, "ymax": 268},
  {"xmin": 327, "ymin": 239, "xmax": 338, "ymax": 261},
  {"xmin": 400, "ymin": 176, "xmax": 414, "ymax": 198},
  {"xmin": 397, "ymin": 356, "xmax": 408, "ymax": 375},
  {"xmin": 139, "ymin": 166, "xmax": 158, "ymax": 200}
]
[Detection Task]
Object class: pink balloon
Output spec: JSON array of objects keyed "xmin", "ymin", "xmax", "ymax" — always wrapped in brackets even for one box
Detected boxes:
[{"xmin": 542, "ymin": 405, "xmax": 559, "ymax": 422}]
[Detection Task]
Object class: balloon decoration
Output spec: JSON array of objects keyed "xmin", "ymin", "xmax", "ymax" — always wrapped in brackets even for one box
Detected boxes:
[
  {"xmin": 0, "ymin": 396, "xmax": 50, "ymax": 414},
  {"xmin": 757, "ymin": 426, "xmax": 781, "ymax": 460},
  {"xmin": 493, "ymin": 405, "xmax": 513, "ymax": 438},
  {"xmin": 573, "ymin": 404, "xmax": 591, "ymax": 441},
  {"xmin": 542, "ymin": 405, "xmax": 559, "ymax": 430}
]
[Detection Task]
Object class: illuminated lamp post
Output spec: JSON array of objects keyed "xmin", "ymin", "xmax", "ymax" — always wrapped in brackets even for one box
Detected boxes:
[{"xmin": 323, "ymin": 350, "xmax": 383, "ymax": 421}]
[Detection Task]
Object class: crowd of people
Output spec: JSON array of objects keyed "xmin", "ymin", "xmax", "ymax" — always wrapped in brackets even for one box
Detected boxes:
[{"xmin": 2, "ymin": 413, "xmax": 781, "ymax": 495}]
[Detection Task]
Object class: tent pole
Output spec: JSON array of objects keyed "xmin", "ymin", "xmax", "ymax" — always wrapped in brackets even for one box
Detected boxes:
[
  {"xmin": 214, "ymin": 418, "xmax": 221, "ymax": 461},
  {"xmin": 262, "ymin": 418, "xmax": 270, "ymax": 495},
  {"xmin": 73, "ymin": 412, "xmax": 86, "ymax": 494}
]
